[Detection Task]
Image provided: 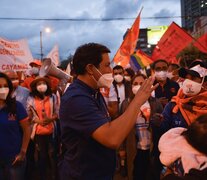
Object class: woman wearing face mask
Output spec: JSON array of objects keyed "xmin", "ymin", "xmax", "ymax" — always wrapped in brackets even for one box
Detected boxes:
[
  {"xmin": 26, "ymin": 76, "xmax": 58, "ymax": 180},
  {"xmin": 119, "ymin": 73, "xmax": 163, "ymax": 180},
  {"xmin": 0, "ymin": 72, "xmax": 31, "ymax": 180}
]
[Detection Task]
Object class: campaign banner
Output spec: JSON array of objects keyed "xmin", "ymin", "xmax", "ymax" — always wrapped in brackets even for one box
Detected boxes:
[
  {"xmin": 47, "ymin": 44, "xmax": 59, "ymax": 66},
  {"xmin": 151, "ymin": 22, "xmax": 193, "ymax": 62},
  {"xmin": 193, "ymin": 33, "xmax": 207, "ymax": 53},
  {"xmin": 0, "ymin": 37, "xmax": 33, "ymax": 71}
]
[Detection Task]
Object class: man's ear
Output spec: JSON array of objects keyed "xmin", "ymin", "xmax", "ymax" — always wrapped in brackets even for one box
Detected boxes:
[
  {"xmin": 85, "ymin": 64, "xmax": 94, "ymax": 75},
  {"xmin": 202, "ymin": 81, "xmax": 207, "ymax": 89}
]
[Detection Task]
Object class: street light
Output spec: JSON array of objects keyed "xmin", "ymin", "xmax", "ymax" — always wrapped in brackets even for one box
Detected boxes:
[{"xmin": 40, "ymin": 27, "xmax": 51, "ymax": 61}]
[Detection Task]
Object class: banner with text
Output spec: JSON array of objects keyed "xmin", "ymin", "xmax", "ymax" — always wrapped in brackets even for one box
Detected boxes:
[
  {"xmin": 151, "ymin": 22, "xmax": 193, "ymax": 62},
  {"xmin": 0, "ymin": 37, "xmax": 33, "ymax": 71}
]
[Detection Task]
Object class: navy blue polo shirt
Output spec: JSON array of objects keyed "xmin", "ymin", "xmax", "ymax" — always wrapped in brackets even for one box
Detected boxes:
[
  {"xmin": 59, "ymin": 79, "xmax": 116, "ymax": 180},
  {"xmin": 154, "ymin": 78, "xmax": 180, "ymax": 101},
  {"xmin": 0, "ymin": 101, "xmax": 28, "ymax": 160}
]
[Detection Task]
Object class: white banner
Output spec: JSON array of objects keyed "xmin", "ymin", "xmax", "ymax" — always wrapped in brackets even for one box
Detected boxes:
[
  {"xmin": 0, "ymin": 37, "xmax": 33, "ymax": 71},
  {"xmin": 47, "ymin": 44, "xmax": 59, "ymax": 66}
]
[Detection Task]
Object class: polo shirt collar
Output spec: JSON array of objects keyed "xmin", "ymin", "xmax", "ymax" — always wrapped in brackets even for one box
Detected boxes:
[{"xmin": 75, "ymin": 79, "xmax": 99, "ymax": 95}]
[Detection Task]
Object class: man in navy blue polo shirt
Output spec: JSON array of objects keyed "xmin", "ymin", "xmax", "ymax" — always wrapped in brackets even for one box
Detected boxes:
[
  {"xmin": 59, "ymin": 43, "xmax": 157, "ymax": 180},
  {"xmin": 152, "ymin": 59, "xmax": 180, "ymax": 108}
]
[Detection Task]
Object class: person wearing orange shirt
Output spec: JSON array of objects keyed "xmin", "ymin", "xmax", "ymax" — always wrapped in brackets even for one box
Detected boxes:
[
  {"xmin": 21, "ymin": 59, "xmax": 42, "ymax": 90},
  {"xmin": 27, "ymin": 76, "xmax": 58, "ymax": 180}
]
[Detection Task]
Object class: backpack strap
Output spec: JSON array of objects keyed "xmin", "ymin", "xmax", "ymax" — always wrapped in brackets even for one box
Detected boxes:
[
  {"xmin": 112, "ymin": 80, "xmax": 120, "ymax": 104},
  {"xmin": 123, "ymin": 80, "xmax": 131, "ymax": 99}
]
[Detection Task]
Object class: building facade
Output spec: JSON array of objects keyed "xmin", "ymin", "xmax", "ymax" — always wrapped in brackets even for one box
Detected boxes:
[{"xmin": 181, "ymin": 0, "xmax": 207, "ymax": 31}]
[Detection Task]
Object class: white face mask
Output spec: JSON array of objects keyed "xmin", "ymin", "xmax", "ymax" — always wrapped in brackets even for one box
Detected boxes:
[
  {"xmin": 93, "ymin": 67, "xmax": 113, "ymax": 88},
  {"xmin": 167, "ymin": 72, "xmax": 174, "ymax": 79},
  {"xmin": 154, "ymin": 71, "xmax": 167, "ymax": 81},
  {"xmin": 124, "ymin": 76, "xmax": 131, "ymax": 81},
  {"xmin": 30, "ymin": 67, "xmax": 39, "ymax": 75},
  {"xmin": 97, "ymin": 73, "xmax": 113, "ymax": 88},
  {"xmin": 132, "ymin": 85, "xmax": 141, "ymax": 95},
  {"xmin": 37, "ymin": 84, "xmax": 47, "ymax": 93},
  {"xmin": 0, "ymin": 87, "xmax": 9, "ymax": 100},
  {"xmin": 182, "ymin": 79, "xmax": 203, "ymax": 96},
  {"xmin": 114, "ymin": 74, "xmax": 124, "ymax": 83}
]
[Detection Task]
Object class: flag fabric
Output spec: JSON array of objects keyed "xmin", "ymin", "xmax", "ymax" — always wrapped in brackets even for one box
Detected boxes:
[
  {"xmin": 135, "ymin": 49, "xmax": 152, "ymax": 66},
  {"xmin": 130, "ymin": 54, "xmax": 143, "ymax": 71},
  {"xmin": 0, "ymin": 37, "xmax": 33, "ymax": 71},
  {"xmin": 130, "ymin": 49, "xmax": 153, "ymax": 71},
  {"xmin": 151, "ymin": 22, "xmax": 193, "ymax": 62},
  {"xmin": 113, "ymin": 49, "xmax": 130, "ymax": 67},
  {"xmin": 113, "ymin": 8, "xmax": 142, "ymax": 67},
  {"xmin": 47, "ymin": 44, "xmax": 59, "ymax": 66},
  {"xmin": 193, "ymin": 33, "xmax": 207, "ymax": 53}
]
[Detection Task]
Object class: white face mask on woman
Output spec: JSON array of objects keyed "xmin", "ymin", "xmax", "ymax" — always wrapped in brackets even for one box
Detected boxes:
[
  {"xmin": 93, "ymin": 67, "xmax": 113, "ymax": 88},
  {"xmin": 36, "ymin": 84, "xmax": 47, "ymax": 93},
  {"xmin": 0, "ymin": 87, "xmax": 9, "ymax": 100},
  {"xmin": 132, "ymin": 85, "xmax": 141, "ymax": 95},
  {"xmin": 182, "ymin": 78, "xmax": 203, "ymax": 96}
]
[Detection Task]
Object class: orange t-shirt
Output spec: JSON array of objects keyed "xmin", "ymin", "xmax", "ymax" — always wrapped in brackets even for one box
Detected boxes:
[{"xmin": 33, "ymin": 96, "xmax": 54, "ymax": 135}]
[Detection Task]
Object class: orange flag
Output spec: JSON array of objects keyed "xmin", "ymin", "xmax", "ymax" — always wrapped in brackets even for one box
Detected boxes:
[
  {"xmin": 113, "ymin": 8, "xmax": 142, "ymax": 67},
  {"xmin": 151, "ymin": 22, "xmax": 193, "ymax": 62},
  {"xmin": 193, "ymin": 33, "xmax": 207, "ymax": 53}
]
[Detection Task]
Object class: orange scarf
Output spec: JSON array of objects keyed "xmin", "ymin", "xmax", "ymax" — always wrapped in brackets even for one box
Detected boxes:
[{"xmin": 171, "ymin": 89, "xmax": 207, "ymax": 125}]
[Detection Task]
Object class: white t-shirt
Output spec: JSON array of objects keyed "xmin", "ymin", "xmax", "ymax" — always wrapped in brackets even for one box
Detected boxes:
[{"xmin": 108, "ymin": 83, "xmax": 125, "ymax": 109}]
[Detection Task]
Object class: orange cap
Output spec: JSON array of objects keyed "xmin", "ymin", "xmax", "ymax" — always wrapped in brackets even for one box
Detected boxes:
[{"xmin": 29, "ymin": 59, "xmax": 42, "ymax": 67}]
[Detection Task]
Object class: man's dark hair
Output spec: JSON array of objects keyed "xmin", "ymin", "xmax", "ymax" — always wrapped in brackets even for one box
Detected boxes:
[
  {"xmin": 73, "ymin": 43, "xmax": 110, "ymax": 75},
  {"xmin": 182, "ymin": 114, "xmax": 207, "ymax": 155},
  {"xmin": 169, "ymin": 63, "xmax": 179, "ymax": 70},
  {"xmin": 151, "ymin": 59, "xmax": 169, "ymax": 70},
  {"xmin": 125, "ymin": 68, "xmax": 135, "ymax": 78},
  {"xmin": 113, "ymin": 65, "xmax": 124, "ymax": 71}
]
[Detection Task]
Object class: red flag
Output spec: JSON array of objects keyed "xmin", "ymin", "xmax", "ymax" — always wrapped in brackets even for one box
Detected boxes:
[
  {"xmin": 151, "ymin": 22, "xmax": 193, "ymax": 62},
  {"xmin": 193, "ymin": 33, "xmax": 207, "ymax": 53},
  {"xmin": 113, "ymin": 8, "xmax": 142, "ymax": 67}
]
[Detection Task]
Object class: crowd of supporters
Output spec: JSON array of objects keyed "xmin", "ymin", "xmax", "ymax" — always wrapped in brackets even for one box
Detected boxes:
[{"xmin": 1, "ymin": 43, "xmax": 207, "ymax": 180}]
